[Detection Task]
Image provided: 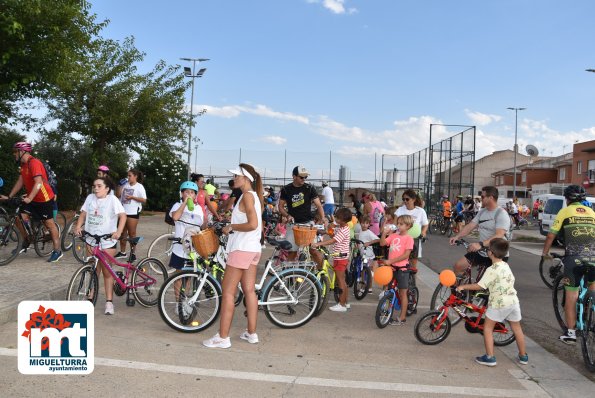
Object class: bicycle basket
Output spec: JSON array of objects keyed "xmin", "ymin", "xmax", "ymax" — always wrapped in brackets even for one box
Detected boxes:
[
  {"xmin": 292, "ymin": 225, "xmax": 317, "ymax": 246},
  {"xmin": 192, "ymin": 228, "xmax": 220, "ymax": 258}
]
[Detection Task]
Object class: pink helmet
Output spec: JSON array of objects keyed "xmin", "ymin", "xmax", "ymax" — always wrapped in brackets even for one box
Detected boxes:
[
  {"xmin": 221, "ymin": 193, "xmax": 230, "ymax": 201},
  {"xmin": 97, "ymin": 165, "xmax": 110, "ymax": 172},
  {"xmin": 13, "ymin": 142, "xmax": 32, "ymax": 152}
]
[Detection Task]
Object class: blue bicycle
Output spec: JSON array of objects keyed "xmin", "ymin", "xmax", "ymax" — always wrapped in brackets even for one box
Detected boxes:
[
  {"xmin": 349, "ymin": 239, "xmax": 373, "ymax": 300},
  {"xmin": 375, "ymin": 265, "xmax": 419, "ymax": 328}
]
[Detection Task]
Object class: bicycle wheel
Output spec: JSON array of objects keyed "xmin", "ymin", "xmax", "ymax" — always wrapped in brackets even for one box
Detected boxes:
[
  {"xmin": 66, "ymin": 264, "xmax": 98, "ymax": 304},
  {"xmin": 0, "ymin": 221, "xmax": 22, "ymax": 266},
  {"xmin": 539, "ymin": 256, "xmax": 563, "ymax": 289},
  {"xmin": 158, "ymin": 270, "xmax": 221, "ymax": 333},
  {"xmin": 430, "ymin": 282, "xmax": 468, "ymax": 326},
  {"xmin": 55, "ymin": 212, "xmax": 67, "ymax": 234},
  {"xmin": 132, "ymin": 257, "xmax": 168, "ymax": 307},
  {"xmin": 493, "ymin": 319, "xmax": 516, "ymax": 346},
  {"xmin": 262, "ymin": 269, "xmax": 320, "ymax": 329},
  {"xmin": 147, "ymin": 232, "xmax": 175, "ymax": 268},
  {"xmin": 552, "ymin": 274, "xmax": 568, "ymax": 331},
  {"xmin": 72, "ymin": 235, "xmax": 92, "ymax": 264},
  {"xmin": 428, "ymin": 217, "xmax": 436, "ymax": 235},
  {"xmin": 414, "ymin": 310, "xmax": 452, "ymax": 345},
  {"xmin": 440, "ymin": 222, "xmax": 448, "ymax": 235},
  {"xmin": 580, "ymin": 295, "xmax": 595, "ymax": 372},
  {"xmin": 375, "ymin": 290, "xmax": 395, "ymax": 328},
  {"xmin": 61, "ymin": 216, "xmax": 78, "ymax": 251},
  {"xmin": 315, "ymin": 273, "xmax": 330, "ymax": 316},
  {"xmin": 407, "ymin": 287, "xmax": 419, "ymax": 316},
  {"xmin": 33, "ymin": 223, "xmax": 54, "ymax": 257},
  {"xmin": 353, "ymin": 267, "xmax": 371, "ymax": 300}
]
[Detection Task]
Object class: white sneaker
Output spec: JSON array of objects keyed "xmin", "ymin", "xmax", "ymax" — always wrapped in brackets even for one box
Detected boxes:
[
  {"xmin": 240, "ymin": 330, "xmax": 259, "ymax": 344},
  {"xmin": 329, "ymin": 304, "xmax": 347, "ymax": 312},
  {"xmin": 345, "ymin": 303, "xmax": 351, "ymax": 309},
  {"xmin": 203, "ymin": 333, "xmax": 231, "ymax": 349},
  {"xmin": 104, "ymin": 301, "xmax": 114, "ymax": 315}
]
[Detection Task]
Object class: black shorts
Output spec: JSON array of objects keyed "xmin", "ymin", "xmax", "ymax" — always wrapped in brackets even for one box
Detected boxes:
[
  {"xmin": 21, "ymin": 200, "xmax": 55, "ymax": 221},
  {"xmin": 126, "ymin": 213, "xmax": 140, "ymax": 219},
  {"xmin": 454, "ymin": 214, "xmax": 464, "ymax": 222},
  {"xmin": 464, "ymin": 251, "xmax": 509, "ymax": 268},
  {"xmin": 562, "ymin": 256, "xmax": 595, "ymax": 290},
  {"xmin": 168, "ymin": 253, "xmax": 191, "ymax": 270},
  {"xmin": 392, "ymin": 268, "xmax": 410, "ymax": 289}
]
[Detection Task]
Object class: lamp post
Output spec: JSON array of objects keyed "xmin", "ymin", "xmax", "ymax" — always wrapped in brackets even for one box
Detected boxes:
[
  {"xmin": 181, "ymin": 57, "xmax": 209, "ymax": 179},
  {"xmin": 507, "ymin": 107, "xmax": 526, "ymax": 199},
  {"xmin": 193, "ymin": 135, "xmax": 202, "ymax": 173}
]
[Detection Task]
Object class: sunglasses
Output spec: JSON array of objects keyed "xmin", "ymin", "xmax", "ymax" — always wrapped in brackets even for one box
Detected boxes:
[
  {"xmin": 296, "ymin": 175, "xmax": 307, "ymax": 180},
  {"xmin": 402, "ymin": 197, "xmax": 412, "ymax": 201}
]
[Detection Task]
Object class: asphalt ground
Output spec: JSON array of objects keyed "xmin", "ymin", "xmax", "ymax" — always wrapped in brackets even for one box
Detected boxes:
[{"xmin": 0, "ymin": 215, "xmax": 593, "ymax": 397}]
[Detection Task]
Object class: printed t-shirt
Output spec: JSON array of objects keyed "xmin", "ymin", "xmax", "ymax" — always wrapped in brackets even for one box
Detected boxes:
[
  {"xmin": 331, "ymin": 225, "xmax": 350, "ymax": 257},
  {"xmin": 477, "ymin": 261, "xmax": 519, "ymax": 309},
  {"xmin": 442, "ymin": 201, "xmax": 452, "ymax": 217},
  {"xmin": 120, "ymin": 182, "xmax": 147, "ymax": 215},
  {"xmin": 280, "ymin": 183, "xmax": 318, "ymax": 223},
  {"xmin": 358, "ymin": 229, "xmax": 378, "ymax": 259},
  {"xmin": 170, "ymin": 201, "xmax": 204, "ymax": 259},
  {"xmin": 385, "ymin": 233, "xmax": 414, "ymax": 268},
  {"xmin": 22, "ymin": 157, "xmax": 55, "ymax": 202},
  {"xmin": 81, "ymin": 194, "xmax": 125, "ymax": 249}
]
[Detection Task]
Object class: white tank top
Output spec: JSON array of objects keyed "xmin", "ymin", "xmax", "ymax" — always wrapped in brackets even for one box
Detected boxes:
[{"xmin": 226, "ymin": 191, "xmax": 262, "ymax": 253}]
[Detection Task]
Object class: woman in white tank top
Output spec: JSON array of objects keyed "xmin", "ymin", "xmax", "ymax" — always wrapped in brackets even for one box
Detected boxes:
[{"xmin": 203, "ymin": 163, "xmax": 264, "ymax": 349}]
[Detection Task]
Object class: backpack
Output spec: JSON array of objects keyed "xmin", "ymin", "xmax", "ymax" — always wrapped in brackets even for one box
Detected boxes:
[{"xmin": 42, "ymin": 161, "xmax": 58, "ymax": 193}]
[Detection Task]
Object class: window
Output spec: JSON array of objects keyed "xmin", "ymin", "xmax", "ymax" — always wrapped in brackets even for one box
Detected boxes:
[
  {"xmin": 577, "ymin": 160, "xmax": 582, "ymax": 176},
  {"xmin": 521, "ymin": 171, "xmax": 527, "ymax": 183},
  {"xmin": 559, "ymin": 168, "xmax": 566, "ymax": 181},
  {"xmin": 589, "ymin": 160, "xmax": 595, "ymax": 182}
]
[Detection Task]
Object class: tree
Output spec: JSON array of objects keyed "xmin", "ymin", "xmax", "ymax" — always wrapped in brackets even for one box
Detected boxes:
[
  {"xmin": 136, "ymin": 149, "xmax": 187, "ymax": 211},
  {"xmin": 42, "ymin": 37, "xmax": 190, "ymax": 162},
  {"xmin": 0, "ymin": 0, "xmax": 105, "ymax": 123},
  {"xmin": 0, "ymin": 126, "xmax": 25, "ymax": 193}
]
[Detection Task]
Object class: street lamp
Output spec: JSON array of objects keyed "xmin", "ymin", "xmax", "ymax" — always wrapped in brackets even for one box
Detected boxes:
[
  {"xmin": 181, "ymin": 57, "xmax": 209, "ymax": 179},
  {"xmin": 193, "ymin": 136, "xmax": 202, "ymax": 172},
  {"xmin": 507, "ymin": 107, "xmax": 526, "ymax": 199}
]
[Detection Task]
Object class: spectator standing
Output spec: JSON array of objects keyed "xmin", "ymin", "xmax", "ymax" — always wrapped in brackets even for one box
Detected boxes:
[
  {"xmin": 363, "ymin": 192, "xmax": 385, "ymax": 236},
  {"xmin": 395, "ymin": 189, "xmax": 429, "ymax": 266},
  {"xmin": 348, "ymin": 193, "xmax": 362, "ymax": 218},
  {"xmin": 116, "ymin": 168, "xmax": 146, "ymax": 261},
  {"xmin": 321, "ymin": 181, "xmax": 335, "ymax": 222}
]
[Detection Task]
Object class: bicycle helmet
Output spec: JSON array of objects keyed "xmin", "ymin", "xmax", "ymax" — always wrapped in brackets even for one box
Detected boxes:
[
  {"xmin": 180, "ymin": 181, "xmax": 199, "ymax": 193},
  {"xmin": 13, "ymin": 142, "xmax": 32, "ymax": 152},
  {"xmin": 97, "ymin": 165, "xmax": 110, "ymax": 172},
  {"xmin": 563, "ymin": 185, "xmax": 586, "ymax": 202}
]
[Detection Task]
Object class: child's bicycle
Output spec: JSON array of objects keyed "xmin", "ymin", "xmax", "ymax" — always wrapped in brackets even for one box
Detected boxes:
[
  {"xmin": 552, "ymin": 262, "xmax": 595, "ymax": 372},
  {"xmin": 349, "ymin": 239, "xmax": 373, "ymax": 300},
  {"xmin": 414, "ymin": 278, "xmax": 515, "ymax": 346},
  {"xmin": 375, "ymin": 265, "xmax": 419, "ymax": 328},
  {"xmin": 66, "ymin": 232, "xmax": 168, "ymax": 307}
]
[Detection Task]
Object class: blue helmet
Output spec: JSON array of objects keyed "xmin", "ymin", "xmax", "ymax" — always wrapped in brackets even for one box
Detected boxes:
[{"xmin": 180, "ymin": 181, "xmax": 198, "ymax": 193}]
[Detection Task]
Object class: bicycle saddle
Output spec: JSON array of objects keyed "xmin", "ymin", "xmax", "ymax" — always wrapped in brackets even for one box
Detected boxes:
[{"xmin": 266, "ymin": 238, "xmax": 292, "ymax": 251}]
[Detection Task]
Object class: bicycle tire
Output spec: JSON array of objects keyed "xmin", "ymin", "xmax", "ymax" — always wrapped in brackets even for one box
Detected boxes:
[
  {"xmin": 428, "ymin": 218, "xmax": 436, "ymax": 235},
  {"xmin": 552, "ymin": 274, "xmax": 568, "ymax": 331},
  {"xmin": 72, "ymin": 235, "xmax": 92, "ymax": 264},
  {"xmin": 262, "ymin": 268, "xmax": 320, "ymax": 329},
  {"xmin": 132, "ymin": 257, "xmax": 168, "ymax": 307},
  {"xmin": 430, "ymin": 282, "xmax": 468, "ymax": 326},
  {"xmin": 353, "ymin": 267, "xmax": 371, "ymax": 300},
  {"xmin": 580, "ymin": 295, "xmax": 595, "ymax": 372},
  {"xmin": 55, "ymin": 212, "xmax": 67, "ymax": 234},
  {"xmin": 147, "ymin": 232, "xmax": 175, "ymax": 268},
  {"xmin": 493, "ymin": 319, "xmax": 517, "ymax": 346},
  {"xmin": 539, "ymin": 255, "xmax": 563, "ymax": 289},
  {"xmin": 33, "ymin": 223, "xmax": 54, "ymax": 257},
  {"xmin": 407, "ymin": 287, "xmax": 419, "ymax": 316},
  {"xmin": 0, "ymin": 222, "xmax": 22, "ymax": 266},
  {"xmin": 61, "ymin": 215, "xmax": 78, "ymax": 252},
  {"xmin": 414, "ymin": 310, "xmax": 452, "ymax": 345},
  {"xmin": 66, "ymin": 264, "xmax": 98, "ymax": 304},
  {"xmin": 315, "ymin": 273, "xmax": 330, "ymax": 316},
  {"xmin": 375, "ymin": 290, "xmax": 394, "ymax": 329},
  {"xmin": 158, "ymin": 270, "xmax": 221, "ymax": 333}
]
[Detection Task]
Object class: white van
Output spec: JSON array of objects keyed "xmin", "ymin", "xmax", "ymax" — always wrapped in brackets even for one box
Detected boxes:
[{"xmin": 539, "ymin": 195, "xmax": 595, "ymax": 236}]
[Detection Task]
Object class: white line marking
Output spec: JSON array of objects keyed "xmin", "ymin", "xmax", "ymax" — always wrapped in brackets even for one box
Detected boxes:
[{"xmin": 0, "ymin": 347, "xmax": 546, "ymax": 396}]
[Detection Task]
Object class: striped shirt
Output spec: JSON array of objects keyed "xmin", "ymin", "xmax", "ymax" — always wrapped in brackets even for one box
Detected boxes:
[{"xmin": 331, "ymin": 225, "xmax": 351, "ymax": 257}]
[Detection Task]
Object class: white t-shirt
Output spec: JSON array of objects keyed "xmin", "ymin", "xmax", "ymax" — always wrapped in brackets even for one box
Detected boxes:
[
  {"xmin": 395, "ymin": 206, "xmax": 429, "ymax": 226},
  {"xmin": 357, "ymin": 229, "xmax": 378, "ymax": 259},
  {"xmin": 321, "ymin": 186, "xmax": 335, "ymax": 205},
  {"xmin": 120, "ymin": 182, "xmax": 147, "ymax": 215},
  {"xmin": 81, "ymin": 194, "xmax": 125, "ymax": 249},
  {"xmin": 170, "ymin": 201, "xmax": 204, "ymax": 259}
]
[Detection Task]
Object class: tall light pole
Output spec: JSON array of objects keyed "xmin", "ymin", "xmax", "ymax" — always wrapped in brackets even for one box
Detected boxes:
[
  {"xmin": 507, "ymin": 107, "xmax": 526, "ymax": 199},
  {"xmin": 181, "ymin": 57, "xmax": 209, "ymax": 179},
  {"xmin": 193, "ymin": 135, "xmax": 202, "ymax": 172}
]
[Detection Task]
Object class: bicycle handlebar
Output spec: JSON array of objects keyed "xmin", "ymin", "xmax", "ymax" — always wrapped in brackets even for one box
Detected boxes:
[{"xmin": 80, "ymin": 231, "xmax": 113, "ymax": 244}]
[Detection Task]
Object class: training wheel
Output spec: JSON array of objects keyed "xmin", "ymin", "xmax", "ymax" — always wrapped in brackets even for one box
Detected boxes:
[{"xmin": 126, "ymin": 298, "xmax": 135, "ymax": 307}]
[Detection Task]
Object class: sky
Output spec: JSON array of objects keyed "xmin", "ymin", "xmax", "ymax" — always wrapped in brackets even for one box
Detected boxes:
[{"xmin": 84, "ymin": 0, "xmax": 595, "ymax": 183}]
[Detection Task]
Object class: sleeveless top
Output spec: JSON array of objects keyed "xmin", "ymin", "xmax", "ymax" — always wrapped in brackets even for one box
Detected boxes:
[
  {"xmin": 194, "ymin": 189, "xmax": 208, "ymax": 217},
  {"xmin": 226, "ymin": 191, "xmax": 262, "ymax": 253},
  {"xmin": 369, "ymin": 200, "xmax": 385, "ymax": 235}
]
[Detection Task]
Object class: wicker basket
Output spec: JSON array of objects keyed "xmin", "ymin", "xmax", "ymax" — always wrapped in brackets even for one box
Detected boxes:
[
  {"xmin": 292, "ymin": 225, "xmax": 317, "ymax": 246},
  {"xmin": 191, "ymin": 228, "xmax": 220, "ymax": 258}
]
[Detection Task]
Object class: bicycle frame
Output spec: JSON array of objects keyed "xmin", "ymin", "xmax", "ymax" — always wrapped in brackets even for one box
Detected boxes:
[{"xmin": 436, "ymin": 293, "xmax": 510, "ymax": 334}]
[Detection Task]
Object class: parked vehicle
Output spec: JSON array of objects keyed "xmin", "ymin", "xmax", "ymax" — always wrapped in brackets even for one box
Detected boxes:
[{"xmin": 539, "ymin": 195, "xmax": 595, "ymax": 237}]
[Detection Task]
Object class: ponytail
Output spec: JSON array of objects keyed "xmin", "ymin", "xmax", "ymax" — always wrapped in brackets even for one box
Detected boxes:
[{"xmin": 239, "ymin": 163, "xmax": 263, "ymax": 210}]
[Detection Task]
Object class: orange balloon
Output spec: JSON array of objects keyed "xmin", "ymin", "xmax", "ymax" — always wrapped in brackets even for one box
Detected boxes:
[
  {"xmin": 439, "ymin": 269, "xmax": 457, "ymax": 287},
  {"xmin": 374, "ymin": 266, "xmax": 393, "ymax": 286}
]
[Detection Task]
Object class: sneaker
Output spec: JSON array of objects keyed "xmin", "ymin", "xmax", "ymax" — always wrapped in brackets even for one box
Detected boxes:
[
  {"xmin": 104, "ymin": 301, "xmax": 114, "ymax": 315},
  {"xmin": 389, "ymin": 318, "xmax": 406, "ymax": 326},
  {"xmin": 345, "ymin": 303, "xmax": 351, "ymax": 309},
  {"xmin": 518, "ymin": 353, "xmax": 529, "ymax": 365},
  {"xmin": 47, "ymin": 250, "xmax": 63, "ymax": 263},
  {"xmin": 203, "ymin": 333, "xmax": 231, "ymax": 349},
  {"xmin": 475, "ymin": 354, "xmax": 497, "ymax": 367},
  {"xmin": 115, "ymin": 251, "xmax": 127, "ymax": 259},
  {"xmin": 13, "ymin": 242, "xmax": 30, "ymax": 255},
  {"xmin": 329, "ymin": 304, "xmax": 347, "ymax": 312},
  {"xmin": 129, "ymin": 253, "xmax": 137, "ymax": 262},
  {"xmin": 368, "ymin": 289, "xmax": 373, "ymax": 293},
  {"xmin": 559, "ymin": 331, "xmax": 577, "ymax": 345},
  {"xmin": 240, "ymin": 330, "xmax": 259, "ymax": 344}
]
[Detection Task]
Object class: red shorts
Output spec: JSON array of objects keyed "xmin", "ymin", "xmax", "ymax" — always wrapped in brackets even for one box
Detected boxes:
[{"xmin": 333, "ymin": 258, "xmax": 349, "ymax": 272}]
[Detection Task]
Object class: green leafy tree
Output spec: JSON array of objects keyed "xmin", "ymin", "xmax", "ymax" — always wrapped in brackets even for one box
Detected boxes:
[
  {"xmin": 0, "ymin": 126, "xmax": 25, "ymax": 194},
  {"xmin": 136, "ymin": 150, "xmax": 187, "ymax": 211}
]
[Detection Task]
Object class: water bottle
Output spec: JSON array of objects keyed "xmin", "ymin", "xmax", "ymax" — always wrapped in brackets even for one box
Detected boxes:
[{"xmin": 186, "ymin": 197, "xmax": 194, "ymax": 211}]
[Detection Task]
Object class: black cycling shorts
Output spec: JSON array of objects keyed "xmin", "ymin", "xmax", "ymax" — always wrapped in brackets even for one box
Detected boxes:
[
  {"xmin": 21, "ymin": 200, "xmax": 55, "ymax": 221},
  {"xmin": 562, "ymin": 256, "xmax": 595, "ymax": 291}
]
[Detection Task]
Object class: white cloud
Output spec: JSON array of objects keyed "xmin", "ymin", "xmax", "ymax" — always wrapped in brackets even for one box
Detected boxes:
[
  {"xmin": 200, "ymin": 104, "xmax": 309, "ymax": 124},
  {"xmin": 306, "ymin": 0, "xmax": 357, "ymax": 14},
  {"xmin": 465, "ymin": 109, "xmax": 502, "ymax": 126},
  {"xmin": 261, "ymin": 135, "xmax": 287, "ymax": 145}
]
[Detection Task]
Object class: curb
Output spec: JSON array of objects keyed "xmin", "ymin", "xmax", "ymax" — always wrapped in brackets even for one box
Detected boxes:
[{"xmin": 0, "ymin": 287, "xmax": 67, "ymax": 325}]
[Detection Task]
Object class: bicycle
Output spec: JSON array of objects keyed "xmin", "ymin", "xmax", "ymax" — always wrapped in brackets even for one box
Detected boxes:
[
  {"xmin": 60, "ymin": 212, "xmax": 79, "ymax": 252},
  {"xmin": 375, "ymin": 265, "xmax": 419, "ymax": 328},
  {"xmin": 350, "ymin": 239, "xmax": 373, "ymax": 300},
  {"xmin": 158, "ymin": 231, "xmax": 321, "ymax": 333},
  {"xmin": 66, "ymin": 231, "xmax": 167, "ymax": 307},
  {"xmin": 429, "ymin": 239, "xmax": 491, "ymax": 326},
  {"xmin": 539, "ymin": 252, "xmax": 564, "ymax": 289},
  {"xmin": 414, "ymin": 280, "xmax": 515, "ymax": 346},
  {"xmin": 552, "ymin": 263, "xmax": 595, "ymax": 372},
  {"xmin": 146, "ymin": 229, "xmax": 175, "ymax": 267}
]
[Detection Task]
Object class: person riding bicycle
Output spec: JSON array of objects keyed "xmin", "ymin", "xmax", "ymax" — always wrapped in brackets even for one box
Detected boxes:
[
  {"xmin": 449, "ymin": 186, "xmax": 511, "ymax": 277},
  {"xmin": 454, "ymin": 195, "xmax": 465, "ymax": 233},
  {"xmin": 278, "ymin": 166, "xmax": 327, "ymax": 265},
  {"xmin": 463, "ymin": 194, "xmax": 475, "ymax": 221},
  {"xmin": 542, "ymin": 185, "xmax": 595, "ymax": 345},
  {"xmin": 0, "ymin": 142, "xmax": 62, "ymax": 262}
]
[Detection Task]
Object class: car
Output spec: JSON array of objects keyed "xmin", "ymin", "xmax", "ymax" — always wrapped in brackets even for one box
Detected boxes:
[{"xmin": 539, "ymin": 195, "xmax": 595, "ymax": 237}]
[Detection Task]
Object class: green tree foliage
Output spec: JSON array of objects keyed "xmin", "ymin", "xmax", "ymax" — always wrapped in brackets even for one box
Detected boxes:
[
  {"xmin": 0, "ymin": 0, "xmax": 105, "ymax": 123},
  {"xmin": 136, "ymin": 150, "xmax": 187, "ymax": 211},
  {"xmin": 0, "ymin": 126, "xmax": 25, "ymax": 194}
]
